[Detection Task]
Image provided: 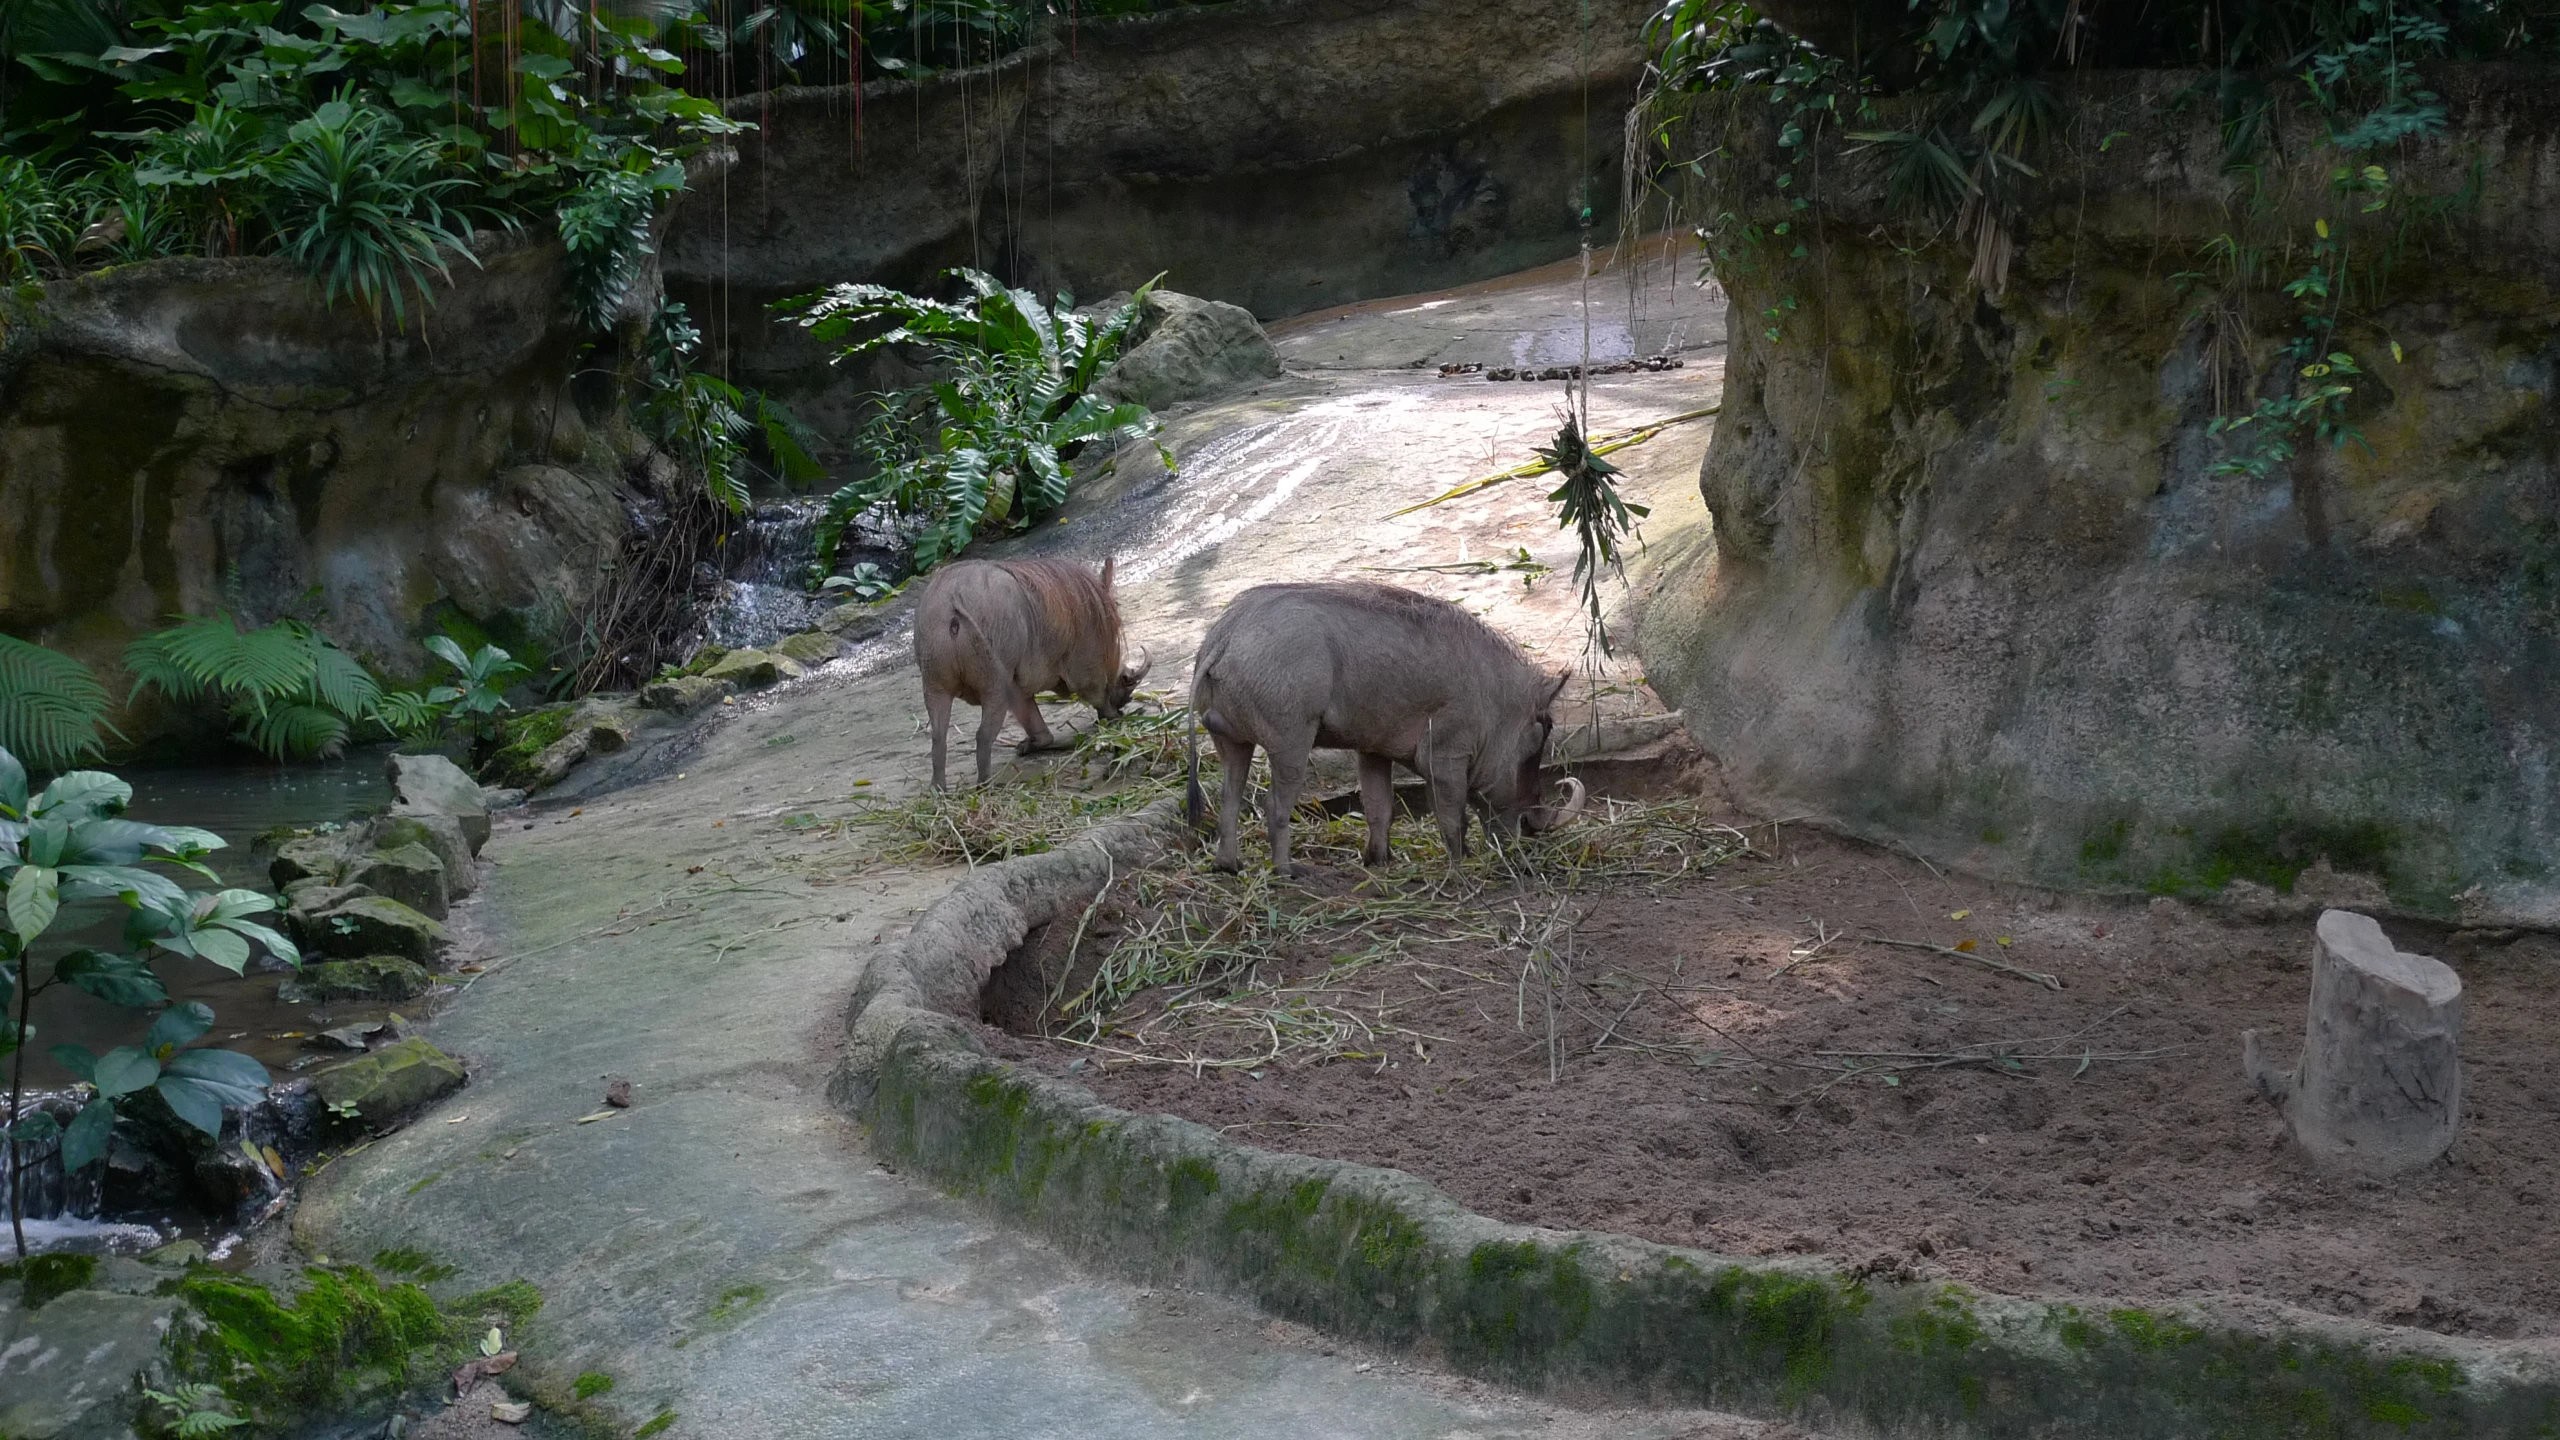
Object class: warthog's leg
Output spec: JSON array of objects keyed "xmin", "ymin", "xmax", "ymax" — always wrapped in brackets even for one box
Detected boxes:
[
  {"xmin": 974, "ymin": 684, "xmax": 1016, "ymax": 786},
  {"xmin": 1426, "ymin": 756, "xmax": 1472, "ymax": 867},
  {"xmin": 1011, "ymin": 689, "xmax": 1065, "ymax": 754},
  {"xmin": 925, "ymin": 686, "xmax": 955, "ymax": 790},
  {"xmin": 1210, "ymin": 731, "xmax": 1254, "ymax": 873},
  {"xmin": 1261, "ymin": 738, "xmax": 1315, "ymax": 877},
  {"xmin": 1357, "ymin": 754, "xmax": 1396, "ymax": 866}
]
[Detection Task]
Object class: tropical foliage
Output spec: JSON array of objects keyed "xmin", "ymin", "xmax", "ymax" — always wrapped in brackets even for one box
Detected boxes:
[
  {"xmin": 0, "ymin": 635, "xmax": 115, "ymax": 773},
  {"xmin": 783, "ymin": 267, "xmax": 1165, "ymax": 573},
  {"xmin": 123, "ymin": 612, "xmax": 392, "ymax": 761},
  {"xmin": 1648, "ymin": 0, "xmax": 2537, "ymax": 481},
  {"xmin": 2, "ymin": 747, "xmax": 294, "ymax": 1258}
]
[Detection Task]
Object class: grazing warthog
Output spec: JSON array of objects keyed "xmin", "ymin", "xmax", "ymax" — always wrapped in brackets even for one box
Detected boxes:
[
  {"xmin": 1184, "ymin": 581, "xmax": 1585, "ymax": 872},
  {"xmin": 916, "ymin": 557, "xmax": 1151, "ymax": 788}
]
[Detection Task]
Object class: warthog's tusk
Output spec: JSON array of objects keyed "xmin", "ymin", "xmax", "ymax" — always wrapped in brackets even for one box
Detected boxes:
[
  {"xmin": 1555, "ymin": 776, "xmax": 1587, "ymax": 823},
  {"xmin": 1126, "ymin": 641, "xmax": 1153, "ymax": 683}
]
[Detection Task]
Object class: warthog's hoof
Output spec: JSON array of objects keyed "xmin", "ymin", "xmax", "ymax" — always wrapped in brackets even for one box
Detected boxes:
[{"xmin": 1014, "ymin": 736, "xmax": 1070, "ymax": 755}]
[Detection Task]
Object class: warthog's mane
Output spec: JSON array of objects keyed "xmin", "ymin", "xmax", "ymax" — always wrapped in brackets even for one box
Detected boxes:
[
  {"xmin": 1263, "ymin": 580, "xmax": 1533, "ymax": 670},
  {"xmin": 992, "ymin": 558, "xmax": 1123, "ymax": 650}
]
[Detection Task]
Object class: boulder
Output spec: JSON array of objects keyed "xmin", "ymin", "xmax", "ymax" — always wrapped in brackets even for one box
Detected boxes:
[
  {"xmin": 482, "ymin": 786, "xmax": 529, "ymax": 810},
  {"xmin": 366, "ymin": 813, "xmax": 476, "ymax": 898},
  {"xmin": 703, "ymin": 648, "xmax": 782, "ymax": 689},
  {"xmin": 387, "ymin": 752, "xmax": 491, "ymax": 853},
  {"xmin": 0, "ymin": 1288, "xmax": 181, "ymax": 1440},
  {"xmin": 771, "ymin": 630, "xmax": 843, "ymax": 666},
  {"xmin": 640, "ymin": 675, "xmax": 735, "ymax": 715},
  {"xmin": 277, "ymin": 955, "xmax": 436, "ymax": 1006},
  {"xmin": 817, "ymin": 604, "xmax": 888, "ymax": 640},
  {"xmin": 1094, "ymin": 290, "xmax": 1283, "ymax": 411},
  {"xmin": 313, "ymin": 1038, "xmax": 466, "ymax": 1129},
  {"xmin": 346, "ymin": 842, "xmax": 448, "ymax": 919},
  {"xmin": 284, "ymin": 882, "xmax": 373, "ymax": 926},
  {"xmin": 269, "ymin": 833, "xmax": 353, "ymax": 888},
  {"xmin": 523, "ymin": 729, "xmax": 594, "ymax": 789},
  {"xmin": 290, "ymin": 895, "xmax": 444, "ymax": 964}
]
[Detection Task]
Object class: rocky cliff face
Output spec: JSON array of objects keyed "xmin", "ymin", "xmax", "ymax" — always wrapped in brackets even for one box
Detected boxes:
[
  {"xmin": 0, "ymin": 233, "xmax": 637, "ymax": 741},
  {"xmin": 1640, "ymin": 70, "xmax": 2560, "ymax": 927},
  {"xmin": 662, "ymin": 0, "xmax": 1649, "ymax": 447}
]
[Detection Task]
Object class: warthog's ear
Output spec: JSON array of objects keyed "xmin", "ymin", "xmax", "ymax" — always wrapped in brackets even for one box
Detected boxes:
[
  {"xmin": 1544, "ymin": 668, "xmax": 1573, "ymax": 708},
  {"xmin": 1100, "ymin": 555, "xmax": 1118, "ymax": 590}
]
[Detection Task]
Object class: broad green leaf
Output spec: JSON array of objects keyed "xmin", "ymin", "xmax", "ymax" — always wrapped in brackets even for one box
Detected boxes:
[
  {"xmin": 94, "ymin": 1045, "xmax": 162, "ymax": 1098},
  {"xmin": 191, "ymin": 926, "xmax": 252, "ymax": 975},
  {"xmin": 49, "ymin": 1043, "xmax": 98, "ymax": 1082},
  {"xmin": 145, "ymin": 1000, "xmax": 215, "ymax": 1055},
  {"xmin": 0, "ymin": 746, "xmax": 28, "ymax": 817},
  {"xmin": 57, "ymin": 949, "xmax": 168, "ymax": 1007},
  {"xmin": 9, "ymin": 1110, "xmax": 59, "ymax": 1144},
  {"xmin": 62, "ymin": 817, "xmax": 171, "ymax": 865},
  {"xmin": 219, "ymin": 919, "xmax": 299, "ymax": 969},
  {"xmin": 61, "ymin": 1098, "xmax": 115, "ymax": 1173},
  {"xmin": 36, "ymin": 770, "xmax": 133, "ymax": 819},
  {"xmin": 64, "ymin": 863, "xmax": 191, "ymax": 913},
  {"xmin": 159, "ymin": 1048, "xmax": 270, "ymax": 1135},
  {"xmin": 207, "ymin": 889, "xmax": 277, "ymax": 922},
  {"xmin": 8, "ymin": 864, "xmax": 58, "ymax": 940},
  {"xmin": 424, "ymin": 635, "xmax": 471, "ymax": 671}
]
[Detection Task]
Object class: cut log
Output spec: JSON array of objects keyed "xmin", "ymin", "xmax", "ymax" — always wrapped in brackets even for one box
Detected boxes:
[{"xmin": 2242, "ymin": 909, "xmax": 2462, "ymax": 1174}]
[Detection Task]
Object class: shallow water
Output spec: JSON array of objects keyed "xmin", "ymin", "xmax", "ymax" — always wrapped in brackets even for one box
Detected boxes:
[{"xmin": 16, "ymin": 748, "xmax": 396, "ymax": 1090}]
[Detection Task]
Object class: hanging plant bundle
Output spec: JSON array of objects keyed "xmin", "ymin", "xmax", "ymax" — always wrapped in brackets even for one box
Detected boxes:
[{"xmin": 1541, "ymin": 411, "xmax": 1649, "ymax": 655}]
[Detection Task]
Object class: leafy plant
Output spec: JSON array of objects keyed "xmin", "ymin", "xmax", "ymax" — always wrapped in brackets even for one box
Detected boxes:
[
  {"xmin": 782, "ymin": 268, "xmax": 1167, "ymax": 573},
  {"xmin": 379, "ymin": 636, "xmax": 529, "ymax": 740},
  {"xmin": 3, "ymin": 747, "xmax": 294, "ymax": 1259},
  {"xmin": 1541, "ymin": 413, "xmax": 1649, "ymax": 656},
  {"xmin": 142, "ymin": 1382, "xmax": 248, "ymax": 1436},
  {"xmin": 0, "ymin": 635, "xmax": 116, "ymax": 773},
  {"xmin": 819, "ymin": 562, "xmax": 900, "ymax": 601},
  {"xmin": 637, "ymin": 296, "xmax": 821, "ymax": 512},
  {"xmin": 123, "ymin": 612, "xmax": 385, "ymax": 761},
  {"xmin": 264, "ymin": 96, "xmax": 477, "ymax": 330}
]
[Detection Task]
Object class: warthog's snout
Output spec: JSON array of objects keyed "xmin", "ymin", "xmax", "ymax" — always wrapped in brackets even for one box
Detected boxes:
[{"xmin": 1520, "ymin": 776, "xmax": 1588, "ymax": 833}]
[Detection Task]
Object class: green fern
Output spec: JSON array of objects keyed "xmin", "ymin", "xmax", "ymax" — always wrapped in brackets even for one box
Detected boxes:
[
  {"xmin": 0, "ymin": 634, "xmax": 116, "ymax": 772},
  {"xmin": 123, "ymin": 613, "xmax": 384, "ymax": 761},
  {"xmin": 124, "ymin": 613, "xmax": 317, "ymax": 705}
]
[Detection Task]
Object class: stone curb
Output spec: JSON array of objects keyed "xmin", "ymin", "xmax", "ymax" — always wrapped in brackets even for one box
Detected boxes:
[{"xmin": 828, "ymin": 800, "xmax": 2560, "ymax": 1438}]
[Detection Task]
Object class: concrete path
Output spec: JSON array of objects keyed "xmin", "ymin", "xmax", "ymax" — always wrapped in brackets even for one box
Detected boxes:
[{"xmin": 296, "ymin": 249, "xmax": 1796, "ymax": 1439}]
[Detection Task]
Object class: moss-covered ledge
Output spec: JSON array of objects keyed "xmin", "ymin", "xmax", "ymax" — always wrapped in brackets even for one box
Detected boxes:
[{"xmin": 827, "ymin": 798, "xmax": 2560, "ymax": 1436}]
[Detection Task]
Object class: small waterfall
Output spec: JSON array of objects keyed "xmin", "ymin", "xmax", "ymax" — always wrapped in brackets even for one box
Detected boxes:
[{"xmin": 701, "ymin": 497, "xmax": 910, "ymax": 651}]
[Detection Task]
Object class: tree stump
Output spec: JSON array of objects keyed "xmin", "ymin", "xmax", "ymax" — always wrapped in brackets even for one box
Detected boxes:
[{"xmin": 2243, "ymin": 909, "xmax": 2463, "ymax": 1174}]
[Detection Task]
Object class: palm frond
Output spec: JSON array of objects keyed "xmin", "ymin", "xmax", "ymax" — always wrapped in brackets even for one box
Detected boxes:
[
  {"xmin": 0, "ymin": 634, "xmax": 115, "ymax": 772},
  {"xmin": 304, "ymin": 637, "xmax": 381, "ymax": 719}
]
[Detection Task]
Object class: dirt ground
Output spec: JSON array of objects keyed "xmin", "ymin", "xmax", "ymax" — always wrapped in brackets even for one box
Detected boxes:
[{"xmin": 984, "ymin": 801, "xmax": 2560, "ymax": 1343}]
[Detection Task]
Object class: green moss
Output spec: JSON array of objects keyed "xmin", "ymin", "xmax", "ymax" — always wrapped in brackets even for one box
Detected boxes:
[
  {"xmin": 406, "ymin": 1171, "xmax": 442, "ymax": 1196},
  {"xmin": 574, "ymin": 1371, "xmax": 615, "ymax": 1399},
  {"xmin": 173, "ymin": 1265, "xmax": 447, "ymax": 1417},
  {"xmin": 372, "ymin": 1248, "xmax": 457, "ymax": 1284},
  {"xmin": 1717, "ymin": 1267, "xmax": 1865, "ymax": 1400},
  {"xmin": 1447, "ymin": 1240, "xmax": 1597, "ymax": 1367},
  {"xmin": 2079, "ymin": 818, "xmax": 2129, "ymax": 869},
  {"xmin": 707, "ymin": 1283, "xmax": 765, "ymax": 1323},
  {"xmin": 1892, "ymin": 1285, "xmax": 1983, "ymax": 1354},
  {"xmin": 457, "ymin": 1279, "xmax": 544, "ymax": 1332},
  {"xmin": 1167, "ymin": 1156, "xmax": 1220, "ymax": 1212},
  {"xmin": 21, "ymin": 1252, "xmax": 97, "ymax": 1309},
  {"xmin": 633, "ymin": 1409, "xmax": 678, "ymax": 1437},
  {"xmin": 2111, "ymin": 1307, "xmax": 2205, "ymax": 1351},
  {"xmin": 487, "ymin": 705, "xmax": 573, "ymax": 787}
]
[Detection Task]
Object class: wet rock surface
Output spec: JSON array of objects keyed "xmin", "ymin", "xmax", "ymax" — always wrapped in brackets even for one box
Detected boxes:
[
  {"xmin": 313, "ymin": 1038, "xmax": 468, "ymax": 1130},
  {"xmin": 277, "ymin": 955, "xmax": 436, "ymax": 1005}
]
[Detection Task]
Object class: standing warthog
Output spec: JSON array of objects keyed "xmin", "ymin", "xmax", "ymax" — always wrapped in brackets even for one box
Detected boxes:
[
  {"xmin": 916, "ymin": 557, "xmax": 1151, "ymax": 788},
  {"xmin": 1184, "ymin": 581, "xmax": 1585, "ymax": 872}
]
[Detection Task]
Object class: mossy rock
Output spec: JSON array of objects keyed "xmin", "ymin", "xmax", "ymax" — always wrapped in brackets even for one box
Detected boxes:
[
  {"xmin": 485, "ymin": 704, "xmax": 574, "ymax": 789},
  {"xmin": 313, "ymin": 1038, "xmax": 466, "ymax": 1129},
  {"xmin": 20, "ymin": 1252, "xmax": 98, "ymax": 1309},
  {"xmin": 278, "ymin": 955, "xmax": 435, "ymax": 1006},
  {"xmin": 291, "ymin": 896, "xmax": 445, "ymax": 964},
  {"xmin": 347, "ymin": 842, "xmax": 448, "ymax": 920},
  {"xmin": 702, "ymin": 648, "xmax": 782, "ymax": 689},
  {"xmin": 676, "ymin": 643, "xmax": 730, "ymax": 677},
  {"xmin": 270, "ymin": 834, "xmax": 353, "ymax": 889},
  {"xmin": 367, "ymin": 812, "xmax": 476, "ymax": 897},
  {"xmin": 640, "ymin": 674, "xmax": 736, "ymax": 715},
  {"xmin": 817, "ymin": 603, "xmax": 888, "ymax": 640},
  {"xmin": 771, "ymin": 630, "xmax": 843, "ymax": 665}
]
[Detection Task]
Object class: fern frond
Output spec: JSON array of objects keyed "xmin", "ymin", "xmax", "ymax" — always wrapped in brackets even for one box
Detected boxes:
[
  {"xmin": 125, "ymin": 614, "xmax": 315, "ymax": 706},
  {"xmin": 0, "ymin": 634, "xmax": 115, "ymax": 772},
  {"xmin": 305, "ymin": 640, "xmax": 382, "ymax": 720},
  {"xmin": 236, "ymin": 701, "xmax": 349, "ymax": 761}
]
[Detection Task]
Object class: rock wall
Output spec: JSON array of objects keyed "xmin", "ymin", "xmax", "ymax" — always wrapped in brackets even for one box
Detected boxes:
[
  {"xmin": 0, "ymin": 233, "xmax": 638, "ymax": 745},
  {"xmin": 661, "ymin": 0, "xmax": 1649, "ymax": 446},
  {"xmin": 1640, "ymin": 70, "xmax": 2560, "ymax": 927}
]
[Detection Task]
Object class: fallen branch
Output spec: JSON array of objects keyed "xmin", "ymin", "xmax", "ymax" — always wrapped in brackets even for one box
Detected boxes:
[
  {"xmin": 1863, "ymin": 936, "xmax": 2062, "ymax": 991},
  {"xmin": 1381, "ymin": 405, "xmax": 1720, "ymax": 518}
]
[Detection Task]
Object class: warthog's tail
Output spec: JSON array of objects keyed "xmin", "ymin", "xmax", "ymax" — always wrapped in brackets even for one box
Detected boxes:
[{"xmin": 1184, "ymin": 701, "xmax": 1207, "ymax": 834}]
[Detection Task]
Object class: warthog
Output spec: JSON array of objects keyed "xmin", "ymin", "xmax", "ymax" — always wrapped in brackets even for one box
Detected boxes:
[
  {"xmin": 1184, "ymin": 581, "xmax": 1585, "ymax": 872},
  {"xmin": 916, "ymin": 557, "xmax": 1150, "ymax": 788}
]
